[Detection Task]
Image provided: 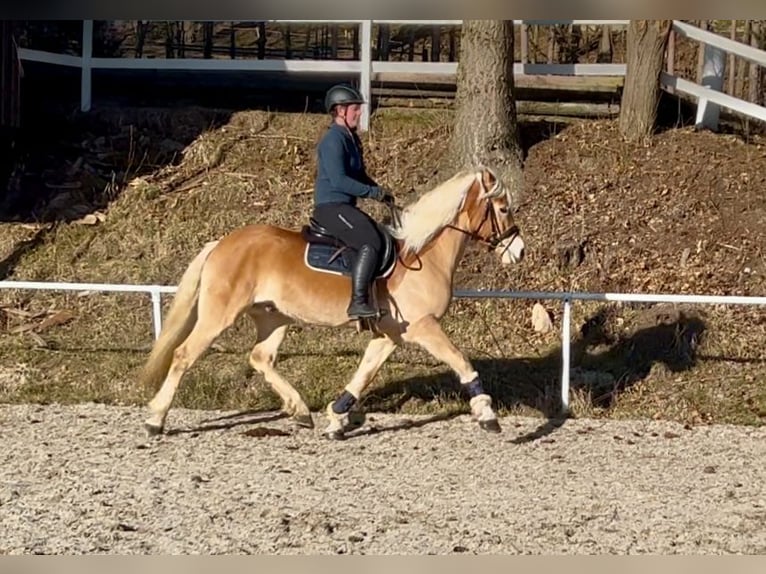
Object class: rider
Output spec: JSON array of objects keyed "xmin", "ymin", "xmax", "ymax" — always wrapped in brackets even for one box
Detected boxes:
[{"xmin": 312, "ymin": 83, "xmax": 394, "ymax": 320}]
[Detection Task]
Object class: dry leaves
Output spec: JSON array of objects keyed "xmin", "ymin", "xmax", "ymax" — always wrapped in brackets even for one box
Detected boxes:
[{"xmin": 2, "ymin": 307, "xmax": 76, "ymax": 335}]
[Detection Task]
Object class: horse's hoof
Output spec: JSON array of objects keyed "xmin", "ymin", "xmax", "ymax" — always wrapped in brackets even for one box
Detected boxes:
[
  {"xmin": 324, "ymin": 429, "xmax": 346, "ymax": 441},
  {"xmin": 346, "ymin": 409, "xmax": 366, "ymax": 429},
  {"xmin": 144, "ymin": 422, "xmax": 164, "ymax": 437},
  {"xmin": 479, "ymin": 419, "xmax": 502, "ymax": 433},
  {"xmin": 293, "ymin": 413, "xmax": 315, "ymax": 429}
]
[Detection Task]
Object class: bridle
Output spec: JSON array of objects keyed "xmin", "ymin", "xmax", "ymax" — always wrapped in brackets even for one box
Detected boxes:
[
  {"xmin": 445, "ymin": 197, "xmax": 520, "ymax": 251},
  {"xmin": 383, "ymin": 171, "xmax": 520, "ymax": 269},
  {"xmin": 441, "ymin": 174, "xmax": 521, "ymax": 251}
]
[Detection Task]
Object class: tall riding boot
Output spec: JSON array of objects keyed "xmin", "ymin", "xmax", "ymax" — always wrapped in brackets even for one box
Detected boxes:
[{"xmin": 347, "ymin": 244, "xmax": 379, "ymax": 319}]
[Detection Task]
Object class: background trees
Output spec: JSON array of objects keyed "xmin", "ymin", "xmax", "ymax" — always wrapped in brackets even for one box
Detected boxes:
[
  {"xmin": 618, "ymin": 20, "xmax": 674, "ymax": 141},
  {"xmin": 446, "ymin": 20, "xmax": 524, "ymax": 206}
]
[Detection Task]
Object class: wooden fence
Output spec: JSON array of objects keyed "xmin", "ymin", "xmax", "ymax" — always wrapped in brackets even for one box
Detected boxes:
[{"xmin": 12, "ymin": 20, "xmax": 766, "ymax": 131}]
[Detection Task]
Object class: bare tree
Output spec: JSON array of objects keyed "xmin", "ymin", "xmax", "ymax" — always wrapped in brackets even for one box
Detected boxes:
[
  {"xmin": 749, "ymin": 20, "xmax": 763, "ymax": 105},
  {"xmin": 597, "ymin": 25, "xmax": 613, "ymax": 63},
  {"xmin": 447, "ymin": 20, "xmax": 523, "ymax": 204},
  {"xmin": 619, "ymin": 20, "xmax": 673, "ymax": 141}
]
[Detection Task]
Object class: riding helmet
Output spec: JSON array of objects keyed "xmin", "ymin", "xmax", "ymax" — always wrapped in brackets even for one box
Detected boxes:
[{"xmin": 324, "ymin": 83, "xmax": 365, "ymax": 113}]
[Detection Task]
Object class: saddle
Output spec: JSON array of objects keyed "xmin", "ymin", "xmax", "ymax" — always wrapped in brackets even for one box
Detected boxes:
[{"xmin": 300, "ymin": 218, "xmax": 398, "ymax": 279}]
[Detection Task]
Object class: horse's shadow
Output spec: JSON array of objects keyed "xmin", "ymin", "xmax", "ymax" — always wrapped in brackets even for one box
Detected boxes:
[
  {"xmin": 166, "ymin": 307, "xmax": 706, "ymax": 443},
  {"xmin": 360, "ymin": 307, "xmax": 707, "ymax": 441},
  {"xmin": 165, "ymin": 410, "xmax": 289, "ymax": 436}
]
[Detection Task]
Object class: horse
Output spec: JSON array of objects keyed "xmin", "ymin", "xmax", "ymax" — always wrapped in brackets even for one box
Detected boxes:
[{"xmin": 139, "ymin": 165, "xmax": 526, "ymax": 439}]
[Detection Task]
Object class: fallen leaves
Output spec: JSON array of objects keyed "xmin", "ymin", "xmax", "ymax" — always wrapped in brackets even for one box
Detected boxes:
[{"xmin": 1, "ymin": 307, "xmax": 77, "ymax": 342}]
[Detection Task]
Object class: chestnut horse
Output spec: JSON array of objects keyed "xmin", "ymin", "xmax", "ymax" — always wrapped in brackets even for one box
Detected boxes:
[{"xmin": 139, "ymin": 166, "xmax": 525, "ymax": 439}]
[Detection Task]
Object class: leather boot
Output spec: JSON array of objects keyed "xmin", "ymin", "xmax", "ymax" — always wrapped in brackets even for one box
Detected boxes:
[{"xmin": 347, "ymin": 244, "xmax": 379, "ymax": 319}]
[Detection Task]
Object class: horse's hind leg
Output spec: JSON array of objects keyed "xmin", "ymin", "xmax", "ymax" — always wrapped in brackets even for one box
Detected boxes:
[
  {"xmin": 247, "ymin": 310, "xmax": 313, "ymax": 428},
  {"xmin": 324, "ymin": 333, "xmax": 397, "ymax": 440},
  {"xmin": 145, "ymin": 296, "xmax": 242, "ymax": 435},
  {"xmin": 402, "ymin": 314, "xmax": 500, "ymax": 433}
]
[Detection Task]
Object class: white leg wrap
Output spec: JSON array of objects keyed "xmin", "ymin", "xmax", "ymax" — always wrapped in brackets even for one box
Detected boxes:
[
  {"xmin": 324, "ymin": 401, "xmax": 347, "ymax": 434},
  {"xmin": 469, "ymin": 394, "xmax": 496, "ymax": 422}
]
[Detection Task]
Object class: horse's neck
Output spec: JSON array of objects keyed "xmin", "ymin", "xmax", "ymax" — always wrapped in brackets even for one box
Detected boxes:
[{"xmin": 417, "ymin": 216, "xmax": 471, "ymax": 278}]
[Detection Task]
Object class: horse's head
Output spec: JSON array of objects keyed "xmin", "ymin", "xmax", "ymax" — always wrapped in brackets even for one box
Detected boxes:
[
  {"xmin": 390, "ymin": 166, "xmax": 525, "ymax": 265},
  {"xmin": 459, "ymin": 166, "xmax": 525, "ymax": 266}
]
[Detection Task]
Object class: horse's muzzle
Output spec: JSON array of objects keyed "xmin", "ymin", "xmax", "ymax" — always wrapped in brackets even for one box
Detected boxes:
[{"xmin": 496, "ymin": 234, "xmax": 525, "ymax": 265}]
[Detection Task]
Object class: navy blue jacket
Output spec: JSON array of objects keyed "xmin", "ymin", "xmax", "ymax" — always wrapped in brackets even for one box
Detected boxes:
[{"xmin": 314, "ymin": 123, "xmax": 383, "ymax": 206}]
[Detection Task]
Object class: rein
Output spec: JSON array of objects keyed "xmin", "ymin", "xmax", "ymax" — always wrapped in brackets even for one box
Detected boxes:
[
  {"xmin": 384, "ymin": 190, "xmax": 518, "ymax": 273},
  {"xmin": 385, "ymin": 201, "xmax": 423, "ymax": 270}
]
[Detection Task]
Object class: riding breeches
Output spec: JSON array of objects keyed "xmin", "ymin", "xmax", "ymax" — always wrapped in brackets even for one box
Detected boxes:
[{"xmin": 312, "ymin": 202, "xmax": 383, "ymax": 256}]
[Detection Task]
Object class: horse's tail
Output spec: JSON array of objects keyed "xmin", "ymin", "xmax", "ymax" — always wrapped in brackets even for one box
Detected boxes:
[{"xmin": 139, "ymin": 240, "xmax": 219, "ymax": 394}]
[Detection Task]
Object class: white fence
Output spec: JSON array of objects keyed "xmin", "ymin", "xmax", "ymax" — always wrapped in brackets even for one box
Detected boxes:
[
  {"xmin": 15, "ymin": 19, "xmax": 766, "ymax": 131},
  {"xmin": 2, "ymin": 278, "xmax": 765, "ymax": 413},
  {"xmin": 4, "ymin": 20, "xmax": 766, "ymax": 413}
]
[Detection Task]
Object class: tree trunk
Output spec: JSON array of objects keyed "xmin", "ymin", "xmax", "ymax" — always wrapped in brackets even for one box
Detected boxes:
[
  {"xmin": 446, "ymin": 20, "xmax": 523, "ymax": 204},
  {"xmin": 618, "ymin": 20, "xmax": 672, "ymax": 142},
  {"xmin": 135, "ymin": 20, "xmax": 146, "ymax": 58},
  {"xmin": 749, "ymin": 21, "xmax": 763, "ymax": 105},
  {"xmin": 597, "ymin": 25, "xmax": 612, "ymax": 63},
  {"xmin": 377, "ymin": 24, "xmax": 390, "ymax": 60},
  {"xmin": 737, "ymin": 21, "xmax": 751, "ymax": 98},
  {"xmin": 431, "ymin": 26, "xmax": 441, "ymax": 61},
  {"xmin": 257, "ymin": 22, "xmax": 266, "ymax": 59},
  {"xmin": 203, "ymin": 22, "xmax": 214, "ymax": 59}
]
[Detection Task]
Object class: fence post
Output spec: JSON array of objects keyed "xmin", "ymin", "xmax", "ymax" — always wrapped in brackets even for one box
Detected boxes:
[
  {"xmin": 560, "ymin": 297, "xmax": 572, "ymax": 414},
  {"xmin": 695, "ymin": 42, "xmax": 726, "ymax": 130},
  {"xmin": 150, "ymin": 289, "xmax": 162, "ymax": 340},
  {"xmin": 81, "ymin": 19, "xmax": 93, "ymax": 112},
  {"xmin": 359, "ymin": 20, "xmax": 372, "ymax": 132}
]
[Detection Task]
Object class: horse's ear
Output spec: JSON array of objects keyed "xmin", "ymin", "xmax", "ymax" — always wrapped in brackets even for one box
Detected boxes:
[{"xmin": 481, "ymin": 167, "xmax": 498, "ymax": 194}]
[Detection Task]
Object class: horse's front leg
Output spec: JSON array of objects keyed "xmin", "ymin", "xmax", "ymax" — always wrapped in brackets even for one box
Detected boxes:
[
  {"xmin": 324, "ymin": 333, "xmax": 397, "ymax": 440},
  {"xmin": 402, "ymin": 314, "xmax": 500, "ymax": 433}
]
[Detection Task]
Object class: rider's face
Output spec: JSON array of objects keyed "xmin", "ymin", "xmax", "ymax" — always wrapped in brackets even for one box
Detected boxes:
[{"xmin": 337, "ymin": 103, "xmax": 362, "ymax": 129}]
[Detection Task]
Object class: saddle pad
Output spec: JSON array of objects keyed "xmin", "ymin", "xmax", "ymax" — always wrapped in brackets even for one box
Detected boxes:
[{"xmin": 304, "ymin": 243, "xmax": 352, "ymax": 276}]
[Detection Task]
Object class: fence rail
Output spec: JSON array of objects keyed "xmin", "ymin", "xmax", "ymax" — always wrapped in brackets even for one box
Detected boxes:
[
  {"xmin": 5, "ymin": 19, "xmax": 766, "ymax": 413},
  {"xmin": 14, "ymin": 19, "xmax": 766, "ymax": 131},
  {"xmin": 2, "ymin": 278, "xmax": 765, "ymax": 413}
]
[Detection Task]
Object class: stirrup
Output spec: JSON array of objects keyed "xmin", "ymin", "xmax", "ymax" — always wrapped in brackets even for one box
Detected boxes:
[
  {"xmin": 347, "ymin": 305, "xmax": 378, "ymax": 321},
  {"xmin": 354, "ymin": 314, "xmax": 383, "ymax": 334}
]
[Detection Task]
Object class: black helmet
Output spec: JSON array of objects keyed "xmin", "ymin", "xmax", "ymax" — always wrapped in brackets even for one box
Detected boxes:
[{"xmin": 324, "ymin": 83, "xmax": 365, "ymax": 113}]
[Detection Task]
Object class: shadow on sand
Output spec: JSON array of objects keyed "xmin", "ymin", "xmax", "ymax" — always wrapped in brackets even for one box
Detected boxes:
[{"xmin": 360, "ymin": 306, "xmax": 707, "ymax": 442}]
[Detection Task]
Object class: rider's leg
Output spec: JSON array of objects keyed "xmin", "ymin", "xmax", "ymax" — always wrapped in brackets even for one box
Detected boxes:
[
  {"xmin": 311, "ymin": 203, "xmax": 382, "ymax": 319},
  {"xmin": 346, "ymin": 242, "xmax": 379, "ymax": 319}
]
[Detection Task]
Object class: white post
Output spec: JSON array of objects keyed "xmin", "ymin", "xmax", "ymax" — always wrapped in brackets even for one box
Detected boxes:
[
  {"xmin": 150, "ymin": 290, "xmax": 163, "ymax": 340},
  {"xmin": 560, "ymin": 297, "xmax": 572, "ymax": 414},
  {"xmin": 359, "ymin": 20, "xmax": 372, "ymax": 132},
  {"xmin": 81, "ymin": 19, "xmax": 93, "ymax": 112},
  {"xmin": 695, "ymin": 43, "xmax": 726, "ymax": 131}
]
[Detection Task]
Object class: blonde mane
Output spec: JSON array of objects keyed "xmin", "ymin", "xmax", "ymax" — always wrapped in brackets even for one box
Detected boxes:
[{"xmin": 389, "ymin": 167, "xmax": 505, "ymax": 255}]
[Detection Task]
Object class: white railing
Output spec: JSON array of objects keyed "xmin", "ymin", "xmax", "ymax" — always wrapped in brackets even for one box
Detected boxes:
[
  {"xmin": 0, "ymin": 280, "xmax": 175, "ymax": 340},
  {"xmin": 2, "ymin": 278, "xmax": 765, "ymax": 413},
  {"xmin": 668, "ymin": 20, "xmax": 766, "ymax": 127},
  {"xmin": 5, "ymin": 20, "xmax": 766, "ymax": 412},
  {"xmin": 16, "ymin": 19, "xmax": 765, "ymax": 130}
]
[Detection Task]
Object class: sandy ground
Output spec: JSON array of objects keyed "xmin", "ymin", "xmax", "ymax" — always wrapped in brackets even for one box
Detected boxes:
[{"xmin": 0, "ymin": 402, "xmax": 764, "ymax": 555}]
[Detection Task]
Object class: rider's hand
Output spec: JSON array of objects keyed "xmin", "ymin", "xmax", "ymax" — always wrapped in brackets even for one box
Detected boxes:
[{"xmin": 381, "ymin": 191, "xmax": 395, "ymax": 205}]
